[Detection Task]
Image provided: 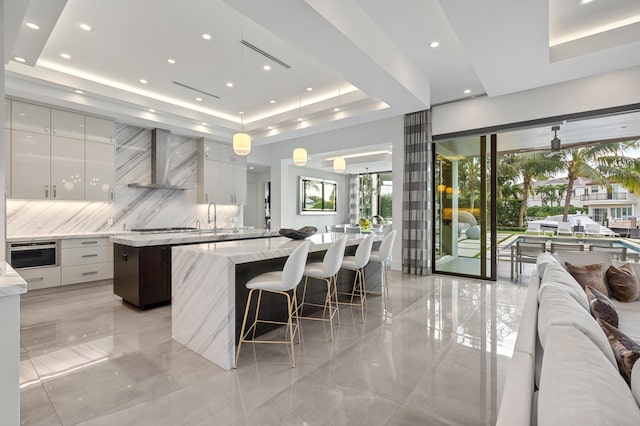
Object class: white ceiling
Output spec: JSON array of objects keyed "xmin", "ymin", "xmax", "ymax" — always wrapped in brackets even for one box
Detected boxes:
[{"xmin": 4, "ymin": 0, "xmax": 640, "ymax": 172}]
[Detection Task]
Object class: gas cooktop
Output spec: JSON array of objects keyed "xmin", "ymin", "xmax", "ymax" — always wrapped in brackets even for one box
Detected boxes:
[{"xmin": 130, "ymin": 227, "xmax": 197, "ymax": 233}]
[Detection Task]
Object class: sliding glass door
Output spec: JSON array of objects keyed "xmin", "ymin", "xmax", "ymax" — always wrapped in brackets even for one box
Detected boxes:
[{"xmin": 433, "ymin": 135, "xmax": 497, "ymax": 279}]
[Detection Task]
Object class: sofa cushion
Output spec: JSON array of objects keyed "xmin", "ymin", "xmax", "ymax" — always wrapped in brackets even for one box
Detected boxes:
[
  {"xmin": 538, "ymin": 286, "xmax": 617, "ymax": 368},
  {"xmin": 538, "ymin": 262, "xmax": 590, "ymax": 312},
  {"xmin": 607, "ymin": 263, "xmax": 640, "ymax": 302},
  {"xmin": 586, "ymin": 286, "xmax": 619, "ymax": 328},
  {"xmin": 538, "ymin": 325, "xmax": 640, "ymax": 425},
  {"xmin": 536, "ymin": 252, "xmax": 559, "ymax": 278},
  {"xmin": 613, "ymin": 300, "xmax": 640, "ymax": 341},
  {"xmin": 565, "ymin": 262, "xmax": 608, "ymax": 295},
  {"xmin": 632, "ymin": 361, "xmax": 640, "ymax": 408},
  {"xmin": 599, "ymin": 319, "xmax": 640, "ymax": 384},
  {"xmin": 557, "ymin": 251, "xmax": 614, "ymax": 295}
]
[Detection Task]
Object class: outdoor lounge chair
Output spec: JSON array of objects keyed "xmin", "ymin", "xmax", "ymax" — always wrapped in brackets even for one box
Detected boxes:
[
  {"xmin": 525, "ymin": 222, "xmax": 543, "ymax": 235},
  {"xmin": 556, "ymin": 222, "xmax": 574, "ymax": 237},
  {"xmin": 585, "ymin": 223, "xmax": 604, "ymax": 237},
  {"xmin": 589, "ymin": 244, "xmax": 627, "ymax": 261}
]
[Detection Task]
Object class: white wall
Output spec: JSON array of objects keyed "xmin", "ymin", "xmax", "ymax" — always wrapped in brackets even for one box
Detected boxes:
[
  {"xmin": 245, "ymin": 170, "xmax": 270, "ymax": 229},
  {"xmin": 432, "ymin": 66, "xmax": 640, "ymax": 136}
]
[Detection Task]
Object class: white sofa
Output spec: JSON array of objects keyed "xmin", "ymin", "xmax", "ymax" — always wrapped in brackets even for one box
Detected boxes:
[{"xmin": 497, "ymin": 251, "xmax": 640, "ymax": 425}]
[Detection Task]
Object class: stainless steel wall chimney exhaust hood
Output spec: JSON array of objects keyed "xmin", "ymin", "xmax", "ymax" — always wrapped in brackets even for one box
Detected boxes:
[{"xmin": 128, "ymin": 128, "xmax": 193, "ymax": 190}]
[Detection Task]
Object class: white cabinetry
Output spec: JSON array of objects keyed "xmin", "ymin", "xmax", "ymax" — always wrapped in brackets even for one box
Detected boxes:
[
  {"xmin": 85, "ymin": 116, "xmax": 115, "ymax": 144},
  {"xmin": 51, "ymin": 136, "xmax": 85, "ymax": 200},
  {"xmin": 85, "ymin": 141, "xmax": 115, "ymax": 201},
  {"xmin": 11, "ymin": 130, "xmax": 51, "ymax": 199},
  {"xmin": 197, "ymin": 139, "xmax": 247, "ymax": 204},
  {"xmin": 18, "ymin": 266, "xmax": 61, "ymax": 291},
  {"xmin": 61, "ymin": 237, "xmax": 113, "ymax": 285},
  {"xmin": 6, "ymin": 99, "xmax": 115, "ymax": 201}
]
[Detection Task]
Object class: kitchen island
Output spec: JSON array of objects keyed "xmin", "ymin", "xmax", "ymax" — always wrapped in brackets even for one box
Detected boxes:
[
  {"xmin": 171, "ymin": 232, "xmax": 382, "ymax": 370},
  {"xmin": 110, "ymin": 229, "xmax": 278, "ymax": 309}
]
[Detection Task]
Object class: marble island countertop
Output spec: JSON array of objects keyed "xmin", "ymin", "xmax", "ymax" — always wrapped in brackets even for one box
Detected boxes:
[
  {"xmin": 175, "ymin": 232, "xmax": 378, "ymax": 264},
  {"xmin": 111, "ymin": 228, "xmax": 279, "ymax": 247},
  {"xmin": 0, "ymin": 262, "xmax": 27, "ymax": 297}
]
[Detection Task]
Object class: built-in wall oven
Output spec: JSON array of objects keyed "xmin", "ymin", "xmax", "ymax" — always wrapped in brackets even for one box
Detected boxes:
[{"xmin": 8, "ymin": 241, "xmax": 59, "ymax": 269}]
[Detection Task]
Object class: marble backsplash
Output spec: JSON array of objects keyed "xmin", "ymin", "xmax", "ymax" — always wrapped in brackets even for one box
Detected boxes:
[{"xmin": 7, "ymin": 124, "xmax": 242, "ymax": 236}]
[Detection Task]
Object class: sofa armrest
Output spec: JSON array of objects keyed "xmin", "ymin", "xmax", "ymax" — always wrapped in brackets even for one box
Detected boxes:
[{"xmin": 496, "ymin": 351, "xmax": 535, "ymax": 426}]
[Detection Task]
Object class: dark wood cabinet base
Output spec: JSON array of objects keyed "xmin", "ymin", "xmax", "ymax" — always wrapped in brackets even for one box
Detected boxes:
[{"xmin": 114, "ymin": 244, "xmax": 171, "ymax": 309}]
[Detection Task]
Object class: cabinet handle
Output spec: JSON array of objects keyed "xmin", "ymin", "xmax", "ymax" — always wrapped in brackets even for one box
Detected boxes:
[
  {"xmin": 44, "ymin": 185, "xmax": 49, "ymax": 198},
  {"xmin": 52, "ymin": 127, "xmax": 57, "ymax": 134},
  {"xmin": 122, "ymin": 253, "xmax": 128, "ymax": 261},
  {"xmin": 82, "ymin": 241, "xmax": 99, "ymax": 245},
  {"xmin": 82, "ymin": 254, "xmax": 98, "ymax": 258},
  {"xmin": 110, "ymin": 189, "xmax": 114, "ymax": 200},
  {"xmin": 82, "ymin": 271, "xmax": 98, "ymax": 276},
  {"xmin": 53, "ymin": 184, "xmax": 57, "ymax": 198},
  {"xmin": 26, "ymin": 277, "xmax": 44, "ymax": 282},
  {"xmin": 205, "ymin": 193, "xmax": 208, "ymax": 203},
  {"xmin": 44, "ymin": 127, "xmax": 49, "ymax": 133}
]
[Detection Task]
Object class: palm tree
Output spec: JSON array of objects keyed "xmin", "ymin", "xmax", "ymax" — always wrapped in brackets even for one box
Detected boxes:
[
  {"xmin": 559, "ymin": 141, "xmax": 640, "ymax": 221},
  {"xmin": 513, "ymin": 153, "xmax": 563, "ymax": 227}
]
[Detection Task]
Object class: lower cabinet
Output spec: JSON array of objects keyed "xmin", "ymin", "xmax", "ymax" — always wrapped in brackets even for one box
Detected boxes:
[
  {"xmin": 61, "ymin": 237, "xmax": 113, "ymax": 285},
  {"xmin": 18, "ymin": 266, "xmax": 61, "ymax": 291},
  {"xmin": 113, "ymin": 244, "xmax": 171, "ymax": 309}
]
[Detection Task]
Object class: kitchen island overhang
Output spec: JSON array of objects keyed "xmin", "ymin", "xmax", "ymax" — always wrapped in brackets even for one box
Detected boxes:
[{"xmin": 171, "ymin": 233, "xmax": 383, "ymax": 370}]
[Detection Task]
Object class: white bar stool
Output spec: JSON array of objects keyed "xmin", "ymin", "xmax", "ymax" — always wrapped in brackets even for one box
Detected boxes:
[
  {"xmin": 235, "ymin": 240, "xmax": 311, "ymax": 368},
  {"xmin": 369, "ymin": 229, "xmax": 397, "ymax": 299},
  {"xmin": 338, "ymin": 232, "xmax": 375, "ymax": 322},
  {"xmin": 299, "ymin": 236, "xmax": 348, "ymax": 341}
]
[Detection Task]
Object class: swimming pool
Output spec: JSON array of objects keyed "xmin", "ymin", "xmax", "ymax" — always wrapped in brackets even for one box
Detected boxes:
[{"xmin": 505, "ymin": 235, "xmax": 640, "ymax": 255}]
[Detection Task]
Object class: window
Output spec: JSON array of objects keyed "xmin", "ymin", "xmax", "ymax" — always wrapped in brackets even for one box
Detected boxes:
[
  {"xmin": 299, "ymin": 177, "xmax": 337, "ymax": 214},
  {"xmin": 591, "ymin": 186, "xmax": 599, "ymax": 193},
  {"xmin": 358, "ymin": 171, "xmax": 393, "ymax": 221},
  {"xmin": 611, "ymin": 207, "xmax": 632, "ymax": 219},
  {"xmin": 592, "ymin": 208, "xmax": 607, "ymax": 222}
]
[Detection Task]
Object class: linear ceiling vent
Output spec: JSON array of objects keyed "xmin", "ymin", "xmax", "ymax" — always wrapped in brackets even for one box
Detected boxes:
[
  {"xmin": 172, "ymin": 81, "xmax": 220, "ymax": 99},
  {"xmin": 241, "ymin": 40, "xmax": 292, "ymax": 69}
]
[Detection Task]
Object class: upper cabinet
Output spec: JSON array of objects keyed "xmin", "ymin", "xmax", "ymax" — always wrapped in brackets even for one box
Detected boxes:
[
  {"xmin": 7, "ymin": 99, "xmax": 116, "ymax": 201},
  {"xmin": 5, "ymin": 99, "xmax": 11, "ymax": 128},
  {"xmin": 85, "ymin": 116, "xmax": 115, "ymax": 144},
  {"xmin": 12, "ymin": 101, "xmax": 51, "ymax": 135},
  {"xmin": 51, "ymin": 109, "xmax": 85, "ymax": 140},
  {"xmin": 197, "ymin": 139, "xmax": 247, "ymax": 205}
]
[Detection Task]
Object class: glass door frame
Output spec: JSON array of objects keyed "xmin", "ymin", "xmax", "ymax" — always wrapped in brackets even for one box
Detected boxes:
[{"xmin": 431, "ymin": 134, "xmax": 497, "ymax": 281}]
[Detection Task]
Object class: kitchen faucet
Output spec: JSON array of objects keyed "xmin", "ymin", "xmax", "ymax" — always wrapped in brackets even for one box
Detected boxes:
[
  {"xmin": 195, "ymin": 219, "xmax": 201, "ymax": 230},
  {"xmin": 207, "ymin": 202, "xmax": 217, "ymax": 231}
]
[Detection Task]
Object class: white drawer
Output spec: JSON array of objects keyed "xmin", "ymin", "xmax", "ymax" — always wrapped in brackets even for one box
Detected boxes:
[
  {"xmin": 62, "ymin": 262, "xmax": 113, "ymax": 285},
  {"xmin": 18, "ymin": 266, "xmax": 61, "ymax": 290},
  {"xmin": 62, "ymin": 245, "xmax": 113, "ymax": 266},
  {"xmin": 61, "ymin": 237, "xmax": 109, "ymax": 249}
]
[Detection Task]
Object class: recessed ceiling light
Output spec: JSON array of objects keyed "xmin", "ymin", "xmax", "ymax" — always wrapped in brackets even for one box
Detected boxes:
[
  {"xmin": 334, "ymin": 107, "xmax": 340, "ymax": 112},
  {"xmin": 306, "ymin": 87, "xmax": 313, "ymax": 91},
  {"xmin": 430, "ymin": 41, "xmax": 440, "ymax": 48},
  {"xmin": 195, "ymin": 97, "xmax": 202, "ymax": 102},
  {"xmin": 464, "ymin": 89, "xmax": 471, "ymax": 94},
  {"xmin": 79, "ymin": 23, "xmax": 92, "ymax": 31},
  {"xmin": 249, "ymin": 166, "xmax": 254, "ymax": 170},
  {"xmin": 74, "ymin": 89, "xmax": 84, "ymax": 94},
  {"xmin": 297, "ymin": 118, "xmax": 303, "ymax": 122},
  {"xmin": 139, "ymin": 79, "xmax": 148, "ymax": 84},
  {"xmin": 269, "ymin": 100, "xmax": 276, "ymax": 104},
  {"xmin": 167, "ymin": 58, "xmax": 175, "ymax": 64},
  {"xmin": 263, "ymin": 65, "xmax": 271, "ymax": 71},
  {"xmin": 201, "ymin": 122, "xmax": 207, "ymax": 126},
  {"xmin": 14, "ymin": 57, "xmax": 26, "ymax": 63},
  {"xmin": 581, "ymin": 0, "xmax": 593, "ymax": 4},
  {"xmin": 148, "ymin": 108, "xmax": 156, "ymax": 113},
  {"xmin": 26, "ymin": 22, "xmax": 40, "ymax": 30},
  {"xmin": 60, "ymin": 53, "xmax": 71, "ymax": 59},
  {"xmin": 226, "ymin": 82, "xmax": 233, "ymax": 87},
  {"xmin": 239, "ymin": 111, "xmax": 244, "ymax": 115},
  {"xmin": 267, "ymin": 126, "xmax": 273, "ymax": 130},
  {"xmin": 202, "ymin": 33, "xmax": 211, "ymax": 40}
]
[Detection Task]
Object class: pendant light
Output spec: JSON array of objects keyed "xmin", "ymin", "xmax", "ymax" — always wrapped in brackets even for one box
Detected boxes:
[
  {"xmin": 233, "ymin": 39, "xmax": 251, "ymax": 156},
  {"xmin": 292, "ymin": 61, "xmax": 307, "ymax": 166},
  {"xmin": 333, "ymin": 87, "xmax": 346, "ymax": 173}
]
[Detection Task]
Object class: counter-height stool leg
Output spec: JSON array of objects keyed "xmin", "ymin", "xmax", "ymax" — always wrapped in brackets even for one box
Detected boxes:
[
  {"xmin": 338, "ymin": 233, "xmax": 375, "ymax": 323},
  {"xmin": 299, "ymin": 236, "xmax": 348, "ymax": 341},
  {"xmin": 235, "ymin": 240, "xmax": 311, "ymax": 368},
  {"xmin": 369, "ymin": 230, "xmax": 397, "ymax": 299}
]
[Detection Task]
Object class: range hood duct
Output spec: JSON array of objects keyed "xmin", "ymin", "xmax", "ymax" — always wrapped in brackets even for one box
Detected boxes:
[{"xmin": 128, "ymin": 128, "xmax": 192, "ymax": 190}]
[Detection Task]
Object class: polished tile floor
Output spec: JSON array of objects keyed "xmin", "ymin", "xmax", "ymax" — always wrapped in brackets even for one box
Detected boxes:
[{"xmin": 19, "ymin": 272, "xmax": 527, "ymax": 425}]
